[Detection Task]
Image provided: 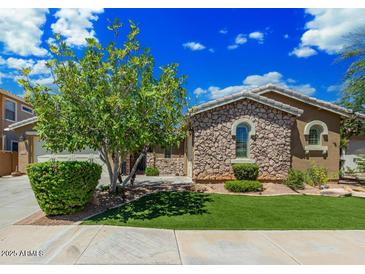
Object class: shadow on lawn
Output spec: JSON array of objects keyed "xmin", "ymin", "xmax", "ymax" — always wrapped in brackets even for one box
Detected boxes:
[{"xmin": 89, "ymin": 191, "xmax": 212, "ymax": 223}]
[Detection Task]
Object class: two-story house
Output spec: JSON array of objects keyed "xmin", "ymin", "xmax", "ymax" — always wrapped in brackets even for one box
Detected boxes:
[{"xmin": 0, "ymin": 88, "xmax": 34, "ymax": 152}]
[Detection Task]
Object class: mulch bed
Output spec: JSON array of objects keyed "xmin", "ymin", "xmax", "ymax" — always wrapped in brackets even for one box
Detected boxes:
[{"xmin": 16, "ymin": 183, "xmax": 192, "ymax": 226}]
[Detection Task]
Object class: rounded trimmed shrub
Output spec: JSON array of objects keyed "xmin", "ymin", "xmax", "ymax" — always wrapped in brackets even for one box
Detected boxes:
[
  {"xmin": 232, "ymin": 163, "xmax": 259, "ymax": 180},
  {"xmin": 285, "ymin": 169, "xmax": 305, "ymax": 190},
  {"xmin": 27, "ymin": 161, "xmax": 102, "ymax": 216},
  {"xmin": 145, "ymin": 166, "xmax": 159, "ymax": 176},
  {"xmin": 224, "ymin": 180, "xmax": 263, "ymax": 193}
]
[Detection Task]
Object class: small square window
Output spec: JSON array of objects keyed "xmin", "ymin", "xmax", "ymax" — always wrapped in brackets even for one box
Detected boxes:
[{"xmin": 21, "ymin": 105, "xmax": 33, "ymax": 114}]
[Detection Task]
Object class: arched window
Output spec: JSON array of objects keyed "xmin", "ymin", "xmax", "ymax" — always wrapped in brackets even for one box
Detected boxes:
[
  {"xmin": 236, "ymin": 123, "xmax": 250, "ymax": 158},
  {"xmin": 304, "ymin": 120, "xmax": 329, "ymax": 155},
  {"xmin": 308, "ymin": 125, "xmax": 322, "ymax": 145}
]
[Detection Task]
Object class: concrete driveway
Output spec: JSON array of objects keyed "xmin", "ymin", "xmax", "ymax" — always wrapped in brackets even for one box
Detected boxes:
[
  {"xmin": 1, "ymin": 176, "xmax": 365, "ymax": 264},
  {"xmin": 0, "ymin": 175, "xmax": 39, "ymax": 229}
]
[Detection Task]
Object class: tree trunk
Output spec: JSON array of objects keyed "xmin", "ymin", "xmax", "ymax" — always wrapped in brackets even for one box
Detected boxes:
[
  {"xmin": 99, "ymin": 146, "xmax": 119, "ymax": 194},
  {"xmin": 110, "ymin": 152, "xmax": 120, "ymax": 193},
  {"xmin": 120, "ymin": 146, "xmax": 148, "ymax": 187}
]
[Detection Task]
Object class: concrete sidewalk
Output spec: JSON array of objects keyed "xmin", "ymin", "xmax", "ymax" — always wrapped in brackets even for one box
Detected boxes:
[
  {"xmin": 1, "ymin": 176, "xmax": 365, "ymax": 265},
  {"xmin": 1, "ymin": 225, "xmax": 365, "ymax": 265}
]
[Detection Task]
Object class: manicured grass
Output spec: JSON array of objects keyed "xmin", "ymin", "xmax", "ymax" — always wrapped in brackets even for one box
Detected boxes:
[{"xmin": 83, "ymin": 191, "xmax": 365, "ymax": 230}]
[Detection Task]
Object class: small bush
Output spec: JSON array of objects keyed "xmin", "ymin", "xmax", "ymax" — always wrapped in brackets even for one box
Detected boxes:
[
  {"xmin": 27, "ymin": 161, "xmax": 102, "ymax": 215},
  {"xmin": 232, "ymin": 163, "xmax": 259, "ymax": 180},
  {"xmin": 285, "ymin": 169, "xmax": 305, "ymax": 190},
  {"xmin": 145, "ymin": 166, "xmax": 159, "ymax": 176},
  {"xmin": 306, "ymin": 163, "xmax": 329, "ymax": 186},
  {"xmin": 224, "ymin": 180, "xmax": 263, "ymax": 192}
]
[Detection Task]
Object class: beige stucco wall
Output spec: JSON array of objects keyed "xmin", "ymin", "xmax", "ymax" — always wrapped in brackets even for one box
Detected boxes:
[
  {"xmin": 2, "ymin": 97, "xmax": 33, "ymax": 128},
  {"xmin": 1, "ymin": 92, "xmax": 34, "ymax": 150},
  {"xmin": 0, "ymin": 151, "xmax": 17, "ymax": 176},
  {"xmin": 13, "ymin": 125, "xmax": 36, "ymax": 173},
  {"xmin": 262, "ymin": 92, "xmax": 341, "ymax": 179}
]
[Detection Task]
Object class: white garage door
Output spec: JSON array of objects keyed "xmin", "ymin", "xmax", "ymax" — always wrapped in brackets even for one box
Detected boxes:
[{"xmin": 34, "ymin": 139, "xmax": 108, "ymax": 175}]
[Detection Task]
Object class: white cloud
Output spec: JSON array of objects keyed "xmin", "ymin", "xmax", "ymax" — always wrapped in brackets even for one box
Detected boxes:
[
  {"xmin": 196, "ymin": 71, "xmax": 316, "ymax": 99},
  {"xmin": 290, "ymin": 46, "xmax": 318, "ymax": 58},
  {"xmin": 227, "ymin": 34, "xmax": 247, "ymax": 50},
  {"xmin": 193, "ymin": 87, "xmax": 207, "ymax": 96},
  {"xmin": 219, "ymin": 28, "xmax": 228, "ymax": 34},
  {"xmin": 0, "ymin": 57, "xmax": 52, "ymax": 86},
  {"xmin": 291, "ymin": 9, "xmax": 365, "ymax": 57},
  {"xmin": 4, "ymin": 57, "xmax": 49, "ymax": 74},
  {"xmin": 30, "ymin": 60, "xmax": 51, "ymax": 75},
  {"xmin": 249, "ymin": 31, "xmax": 264, "ymax": 43},
  {"xmin": 0, "ymin": 9, "xmax": 48, "ymax": 56},
  {"xmin": 34, "ymin": 75, "xmax": 54, "ymax": 85},
  {"xmin": 292, "ymin": 84, "xmax": 316, "ymax": 95},
  {"xmin": 5, "ymin": 57, "xmax": 34, "ymax": 70},
  {"xmin": 182, "ymin": 42, "xmax": 206, "ymax": 51},
  {"xmin": 51, "ymin": 8, "xmax": 104, "ymax": 47},
  {"xmin": 208, "ymin": 48, "xmax": 215, "ymax": 53},
  {"xmin": 327, "ymin": 84, "xmax": 343, "ymax": 93},
  {"xmin": 0, "ymin": 56, "xmax": 5, "ymax": 65},
  {"xmin": 235, "ymin": 34, "xmax": 247, "ymax": 45},
  {"xmin": 227, "ymin": 44, "xmax": 239, "ymax": 50},
  {"xmin": 243, "ymin": 72, "xmax": 283, "ymax": 86},
  {"xmin": 284, "ymin": 34, "xmax": 289, "ymax": 39}
]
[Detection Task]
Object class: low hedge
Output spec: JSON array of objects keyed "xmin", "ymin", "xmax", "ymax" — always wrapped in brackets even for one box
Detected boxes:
[
  {"xmin": 27, "ymin": 161, "xmax": 102, "ymax": 215},
  {"xmin": 145, "ymin": 166, "xmax": 159, "ymax": 176},
  {"xmin": 232, "ymin": 163, "xmax": 259, "ymax": 180},
  {"xmin": 224, "ymin": 180, "xmax": 263, "ymax": 193}
]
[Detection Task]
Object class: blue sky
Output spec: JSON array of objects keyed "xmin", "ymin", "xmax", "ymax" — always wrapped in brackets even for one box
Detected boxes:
[{"xmin": 0, "ymin": 8, "xmax": 364, "ymax": 107}]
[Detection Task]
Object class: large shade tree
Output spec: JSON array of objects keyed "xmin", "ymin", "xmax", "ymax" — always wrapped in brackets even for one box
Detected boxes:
[
  {"xmin": 339, "ymin": 30, "xmax": 365, "ymax": 146},
  {"xmin": 19, "ymin": 20, "xmax": 187, "ymax": 193}
]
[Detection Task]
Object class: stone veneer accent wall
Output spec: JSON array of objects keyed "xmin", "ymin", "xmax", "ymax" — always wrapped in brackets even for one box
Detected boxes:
[
  {"xmin": 190, "ymin": 99, "xmax": 296, "ymax": 181},
  {"xmin": 146, "ymin": 153, "xmax": 185, "ymax": 176}
]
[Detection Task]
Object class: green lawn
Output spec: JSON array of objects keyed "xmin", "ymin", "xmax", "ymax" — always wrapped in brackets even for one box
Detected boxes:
[{"xmin": 83, "ymin": 191, "xmax": 365, "ymax": 230}]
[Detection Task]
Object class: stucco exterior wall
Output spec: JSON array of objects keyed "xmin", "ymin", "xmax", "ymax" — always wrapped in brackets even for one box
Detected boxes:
[
  {"xmin": 1, "ymin": 92, "xmax": 34, "ymax": 151},
  {"xmin": 190, "ymin": 99, "xmax": 296, "ymax": 181},
  {"xmin": 0, "ymin": 151, "xmax": 17, "ymax": 176},
  {"xmin": 262, "ymin": 91, "xmax": 341, "ymax": 179}
]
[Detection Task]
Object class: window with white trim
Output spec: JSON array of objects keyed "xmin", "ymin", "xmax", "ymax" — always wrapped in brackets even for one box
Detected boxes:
[
  {"xmin": 21, "ymin": 105, "xmax": 33, "ymax": 114},
  {"xmin": 304, "ymin": 120, "xmax": 329, "ymax": 155},
  {"xmin": 5, "ymin": 100, "xmax": 16, "ymax": 121},
  {"xmin": 308, "ymin": 125, "xmax": 322, "ymax": 145}
]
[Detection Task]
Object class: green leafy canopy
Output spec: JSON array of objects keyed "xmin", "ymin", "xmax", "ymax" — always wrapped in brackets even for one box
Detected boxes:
[{"xmin": 19, "ymin": 20, "xmax": 187, "ymax": 191}]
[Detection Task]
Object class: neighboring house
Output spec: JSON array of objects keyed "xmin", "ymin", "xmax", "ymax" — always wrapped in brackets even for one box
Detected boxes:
[
  {"xmin": 6, "ymin": 84, "xmax": 365, "ymax": 181},
  {"xmin": 0, "ymin": 88, "xmax": 34, "ymax": 152},
  {"xmin": 342, "ymin": 134, "xmax": 365, "ymax": 172}
]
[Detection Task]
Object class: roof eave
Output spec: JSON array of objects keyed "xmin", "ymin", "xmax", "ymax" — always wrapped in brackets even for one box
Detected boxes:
[
  {"xmin": 256, "ymin": 84, "xmax": 361, "ymax": 119},
  {"xmin": 5, "ymin": 116, "xmax": 38, "ymax": 131},
  {"xmin": 190, "ymin": 92, "xmax": 303, "ymax": 117}
]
